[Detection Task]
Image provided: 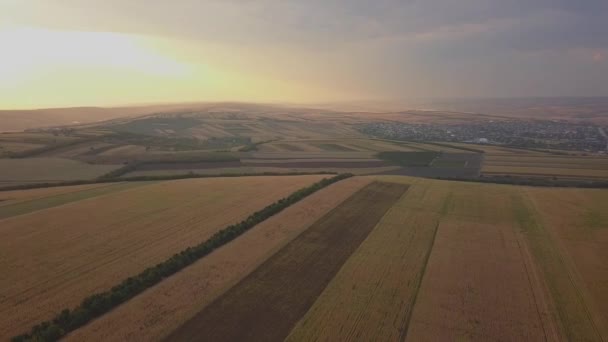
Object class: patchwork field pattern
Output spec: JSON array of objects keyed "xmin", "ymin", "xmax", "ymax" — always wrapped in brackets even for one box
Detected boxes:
[
  {"xmin": 166, "ymin": 182, "xmax": 408, "ymax": 342},
  {"xmin": 0, "ymin": 175, "xmax": 324, "ymax": 339},
  {"xmin": 4, "ymin": 175, "xmax": 607, "ymax": 341},
  {"xmin": 64, "ymin": 177, "xmax": 373, "ymax": 341}
]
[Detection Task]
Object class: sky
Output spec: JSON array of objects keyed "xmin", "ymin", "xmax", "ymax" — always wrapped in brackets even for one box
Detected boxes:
[{"xmin": 1, "ymin": 0, "xmax": 607, "ymax": 109}]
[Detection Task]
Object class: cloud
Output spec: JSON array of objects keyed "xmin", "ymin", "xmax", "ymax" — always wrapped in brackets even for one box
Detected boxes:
[{"xmin": 3, "ymin": 0, "xmax": 608, "ymax": 99}]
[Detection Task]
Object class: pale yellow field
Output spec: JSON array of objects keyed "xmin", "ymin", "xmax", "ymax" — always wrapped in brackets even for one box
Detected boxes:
[
  {"xmin": 524, "ymin": 187, "xmax": 608, "ymax": 338},
  {"xmin": 288, "ymin": 177, "xmax": 608, "ymax": 341},
  {"xmin": 0, "ymin": 175, "xmax": 324, "ymax": 339}
]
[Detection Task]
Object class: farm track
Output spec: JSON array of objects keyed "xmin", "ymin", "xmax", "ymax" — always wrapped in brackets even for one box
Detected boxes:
[{"xmin": 165, "ymin": 181, "xmax": 408, "ymax": 342}]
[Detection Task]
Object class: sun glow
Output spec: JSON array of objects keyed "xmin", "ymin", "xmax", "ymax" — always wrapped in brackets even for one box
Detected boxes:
[
  {"xmin": 0, "ymin": 26, "xmax": 340, "ymax": 109},
  {"xmin": 0, "ymin": 27, "xmax": 188, "ymax": 82}
]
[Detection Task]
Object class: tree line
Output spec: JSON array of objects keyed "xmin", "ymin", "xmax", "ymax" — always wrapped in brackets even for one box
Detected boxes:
[{"xmin": 12, "ymin": 173, "xmax": 354, "ymax": 342}]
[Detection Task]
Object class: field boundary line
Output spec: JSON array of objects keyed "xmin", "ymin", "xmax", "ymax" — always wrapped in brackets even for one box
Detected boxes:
[
  {"xmin": 515, "ymin": 190, "xmax": 604, "ymax": 341},
  {"xmin": 12, "ymin": 174, "xmax": 354, "ymax": 342},
  {"xmin": 399, "ymin": 219, "xmax": 441, "ymax": 342}
]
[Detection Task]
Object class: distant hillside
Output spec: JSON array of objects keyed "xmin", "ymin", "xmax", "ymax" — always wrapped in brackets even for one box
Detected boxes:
[{"xmin": 0, "ymin": 104, "xmax": 215, "ymax": 132}]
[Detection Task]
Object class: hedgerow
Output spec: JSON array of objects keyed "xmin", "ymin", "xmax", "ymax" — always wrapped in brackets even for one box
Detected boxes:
[{"xmin": 12, "ymin": 173, "xmax": 354, "ymax": 342}]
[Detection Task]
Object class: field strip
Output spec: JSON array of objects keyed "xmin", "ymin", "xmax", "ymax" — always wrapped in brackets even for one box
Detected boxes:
[
  {"xmin": 63, "ymin": 177, "xmax": 373, "ymax": 341},
  {"xmin": 405, "ymin": 217, "xmax": 554, "ymax": 340},
  {"xmin": 513, "ymin": 190, "xmax": 603, "ymax": 341},
  {"xmin": 165, "ymin": 181, "xmax": 408, "ymax": 342},
  {"xmin": 3, "ymin": 176, "xmax": 328, "ymax": 340},
  {"xmin": 286, "ymin": 180, "xmax": 447, "ymax": 341},
  {"xmin": 0, "ymin": 182, "xmax": 152, "ymax": 220}
]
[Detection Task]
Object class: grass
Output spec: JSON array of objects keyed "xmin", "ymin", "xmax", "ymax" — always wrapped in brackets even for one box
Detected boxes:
[{"xmin": 376, "ymin": 151, "xmax": 440, "ymax": 167}]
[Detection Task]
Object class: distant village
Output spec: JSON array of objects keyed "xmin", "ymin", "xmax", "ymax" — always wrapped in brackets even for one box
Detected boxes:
[{"xmin": 359, "ymin": 120, "xmax": 608, "ymax": 153}]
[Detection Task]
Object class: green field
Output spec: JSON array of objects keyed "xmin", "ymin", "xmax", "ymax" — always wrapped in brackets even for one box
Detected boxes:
[{"xmin": 376, "ymin": 151, "xmax": 440, "ymax": 166}]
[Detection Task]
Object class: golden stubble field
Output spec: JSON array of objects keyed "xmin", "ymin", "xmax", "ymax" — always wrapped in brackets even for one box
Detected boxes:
[
  {"xmin": 3, "ymin": 174, "xmax": 607, "ymax": 341},
  {"xmin": 0, "ymin": 175, "xmax": 325, "ymax": 339},
  {"xmin": 287, "ymin": 177, "xmax": 607, "ymax": 341}
]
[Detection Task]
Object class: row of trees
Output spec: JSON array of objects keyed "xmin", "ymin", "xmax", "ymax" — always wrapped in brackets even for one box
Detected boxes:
[{"xmin": 12, "ymin": 173, "xmax": 354, "ymax": 342}]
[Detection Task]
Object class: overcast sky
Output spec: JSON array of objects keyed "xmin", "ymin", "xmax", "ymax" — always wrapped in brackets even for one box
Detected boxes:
[{"xmin": 1, "ymin": 0, "xmax": 607, "ymax": 108}]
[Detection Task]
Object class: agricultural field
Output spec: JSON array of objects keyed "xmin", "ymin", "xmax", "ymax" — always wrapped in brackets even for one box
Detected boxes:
[
  {"xmin": 483, "ymin": 155, "xmax": 608, "ymax": 179},
  {"xmin": 256, "ymin": 138, "xmax": 442, "ymax": 153},
  {"xmin": 64, "ymin": 176, "xmax": 373, "ymax": 341},
  {"xmin": 0, "ymin": 158, "xmax": 121, "ymax": 185},
  {"xmin": 166, "ymin": 182, "xmax": 408, "ymax": 341},
  {"xmin": 286, "ymin": 177, "xmax": 607, "ymax": 341},
  {"xmin": 3, "ymin": 175, "xmax": 608, "ymax": 341},
  {"xmin": 0, "ymin": 182, "xmax": 149, "ymax": 220},
  {"xmin": 0, "ymin": 175, "xmax": 325, "ymax": 339}
]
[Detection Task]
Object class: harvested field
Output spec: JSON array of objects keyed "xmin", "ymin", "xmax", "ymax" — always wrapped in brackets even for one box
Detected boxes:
[
  {"xmin": 287, "ymin": 177, "xmax": 445, "ymax": 341},
  {"xmin": 524, "ymin": 187, "xmax": 608, "ymax": 340},
  {"xmin": 406, "ymin": 219, "xmax": 551, "ymax": 341},
  {"xmin": 0, "ymin": 175, "xmax": 324, "ymax": 339},
  {"xmin": 483, "ymin": 165, "xmax": 608, "ymax": 179},
  {"xmin": 0, "ymin": 183, "xmax": 109, "ymax": 205},
  {"xmin": 289, "ymin": 177, "xmax": 606, "ymax": 341},
  {"xmin": 0, "ymin": 158, "xmax": 121, "ymax": 183},
  {"xmin": 0, "ymin": 182, "xmax": 150, "ymax": 220},
  {"xmin": 64, "ymin": 177, "xmax": 373, "ymax": 342},
  {"xmin": 166, "ymin": 182, "xmax": 408, "ymax": 342}
]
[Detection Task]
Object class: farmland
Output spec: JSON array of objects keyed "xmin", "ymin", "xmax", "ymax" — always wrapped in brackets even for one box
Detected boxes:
[
  {"xmin": 167, "ymin": 182, "xmax": 408, "ymax": 341},
  {"xmin": 0, "ymin": 175, "xmax": 324, "ymax": 339},
  {"xmin": 4, "ymin": 175, "xmax": 608, "ymax": 341},
  {"xmin": 64, "ymin": 176, "xmax": 373, "ymax": 341},
  {"xmin": 482, "ymin": 154, "xmax": 608, "ymax": 179},
  {"xmin": 285, "ymin": 176, "xmax": 607, "ymax": 341},
  {"xmin": 0, "ymin": 158, "xmax": 121, "ymax": 185}
]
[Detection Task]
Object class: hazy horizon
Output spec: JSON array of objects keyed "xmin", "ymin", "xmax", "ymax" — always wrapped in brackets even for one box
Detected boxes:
[{"xmin": 2, "ymin": 1, "xmax": 607, "ymax": 109}]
